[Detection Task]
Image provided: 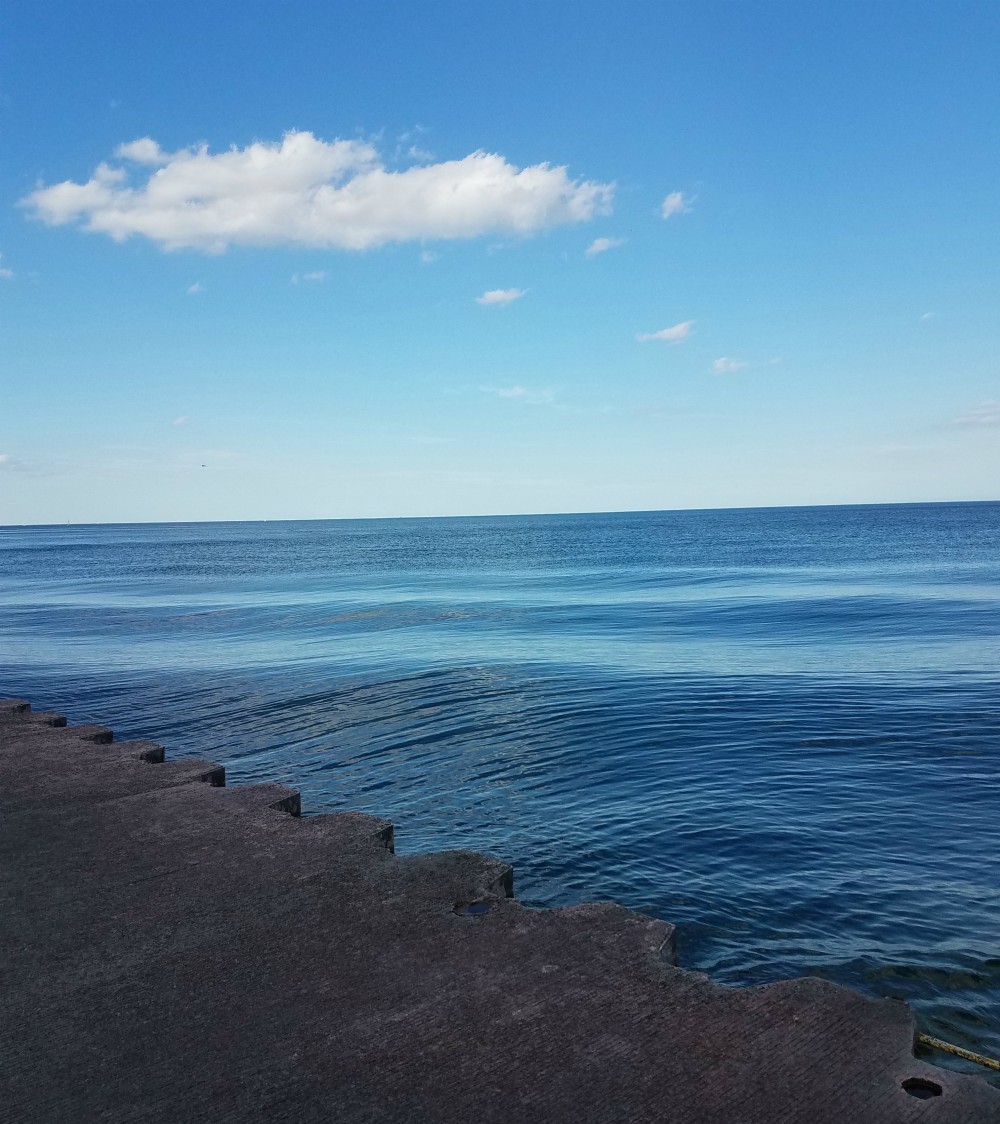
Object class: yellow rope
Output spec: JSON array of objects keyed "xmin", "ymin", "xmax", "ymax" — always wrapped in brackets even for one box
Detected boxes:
[{"xmin": 916, "ymin": 1033, "xmax": 1000, "ymax": 1073}]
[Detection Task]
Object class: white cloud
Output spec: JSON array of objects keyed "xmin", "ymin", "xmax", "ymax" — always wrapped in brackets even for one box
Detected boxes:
[
  {"xmin": 636, "ymin": 320, "xmax": 694, "ymax": 344},
  {"xmin": 711, "ymin": 357, "xmax": 748, "ymax": 373},
  {"xmin": 921, "ymin": 311, "xmax": 935, "ymax": 321},
  {"xmin": 21, "ymin": 131, "xmax": 614, "ymax": 253},
  {"xmin": 952, "ymin": 401, "xmax": 1000, "ymax": 427},
  {"xmin": 291, "ymin": 270, "xmax": 326, "ymax": 283},
  {"xmin": 173, "ymin": 416, "xmax": 188, "ymax": 426},
  {"xmin": 476, "ymin": 287, "xmax": 525, "ymax": 306},
  {"xmin": 0, "ymin": 453, "xmax": 21, "ymax": 469},
  {"xmin": 482, "ymin": 384, "xmax": 555, "ymax": 404},
  {"xmin": 420, "ymin": 250, "xmax": 439, "ymax": 264},
  {"xmin": 0, "ymin": 253, "xmax": 13, "ymax": 279},
  {"xmin": 660, "ymin": 191, "xmax": 690, "ymax": 219},
  {"xmin": 186, "ymin": 281, "xmax": 204, "ymax": 295},
  {"xmin": 114, "ymin": 138, "xmax": 170, "ymax": 165},
  {"xmin": 585, "ymin": 236, "xmax": 625, "ymax": 257}
]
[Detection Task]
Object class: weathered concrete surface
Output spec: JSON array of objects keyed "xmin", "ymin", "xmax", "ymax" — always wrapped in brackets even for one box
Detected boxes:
[{"xmin": 2, "ymin": 699, "xmax": 997, "ymax": 1124}]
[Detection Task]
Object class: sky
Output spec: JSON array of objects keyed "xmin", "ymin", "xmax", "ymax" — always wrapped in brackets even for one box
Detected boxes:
[{"xmin": 1, "ymin": 1, "xmax": 998, "ymax": 524}]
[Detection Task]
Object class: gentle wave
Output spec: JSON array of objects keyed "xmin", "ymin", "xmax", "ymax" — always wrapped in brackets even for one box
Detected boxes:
[{"xmin": 2, "ymin": 503, "xmax": 999, "ymax": 1079}]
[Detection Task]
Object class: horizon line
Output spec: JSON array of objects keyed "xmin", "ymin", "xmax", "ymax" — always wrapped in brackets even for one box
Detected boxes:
[{"xmin": 2, "ymin": 496, "xmax": 998, "ymax": 530}]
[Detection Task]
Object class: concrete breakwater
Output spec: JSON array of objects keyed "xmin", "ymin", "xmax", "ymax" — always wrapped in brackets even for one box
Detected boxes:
[{"xmin": 2, "ymin": 698, "xmax": 997, "ymax": 1123}]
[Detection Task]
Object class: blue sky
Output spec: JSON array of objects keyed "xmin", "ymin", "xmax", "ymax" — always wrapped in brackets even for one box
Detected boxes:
[{"xmin": 2, "ymin": 1, "xmax": 998, "ymax": 523}]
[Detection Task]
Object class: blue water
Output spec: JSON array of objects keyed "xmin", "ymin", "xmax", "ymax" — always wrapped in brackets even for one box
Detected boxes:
[{"xmin": 3, "ymin": 503, "xmax": 999, "ymax": 1076}]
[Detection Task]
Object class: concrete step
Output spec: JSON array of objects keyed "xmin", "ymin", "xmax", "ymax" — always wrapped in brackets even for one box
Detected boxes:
[{"xmin": 2, "ymin": 701, "xmax": 997, "ymax": 1124}]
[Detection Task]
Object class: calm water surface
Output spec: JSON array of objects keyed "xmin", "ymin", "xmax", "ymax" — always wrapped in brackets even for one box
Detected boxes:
[{"xmin": 2, "ymin": 503, "xmax": 998, "ymax": 1077}]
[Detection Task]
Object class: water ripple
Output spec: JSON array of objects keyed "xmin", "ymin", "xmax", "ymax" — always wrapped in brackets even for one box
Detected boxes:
[{"xmin": 2, "ymin": 503, "xmax": 999, "ymax": 1080}]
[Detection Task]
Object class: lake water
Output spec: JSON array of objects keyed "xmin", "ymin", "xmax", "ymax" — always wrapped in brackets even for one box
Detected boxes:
[{"xmin": 2, "ymin": 502, "xmax": 998, "ymax": 1077}]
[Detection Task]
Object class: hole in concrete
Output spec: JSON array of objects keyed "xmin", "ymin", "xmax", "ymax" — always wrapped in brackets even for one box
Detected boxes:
[
  {"xmin": 454, "ymin": 900, "xmax": 495, "ymax": 917},
  {"xmin": 902, "ymin": 1078, "xmax": 943, "ymax": 1099}
]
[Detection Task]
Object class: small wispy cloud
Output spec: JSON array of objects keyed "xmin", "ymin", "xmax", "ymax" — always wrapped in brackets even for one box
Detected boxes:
[
  {"xmin": 291, "ymin": 270, "xmax": 326, "ymax": 284},
  {"xmin": 481, "ymin": 384, "xmax": 555, "ymax": 405},
  {"xmin": 0, "ymin": 453, "xmax": 21, "ymax": 469},
  {"xmin": 186, "ymin": 281, "xmax": 204, "ymax": 295},
  {"xmin": 392, "ymin": 128, "xmax": 435, "ymax": 165},
  {"xmin": 585, "ymin": 236, "xmax": 625, "ymax": 257},
  {"xmin": 115, "ymin": 138, "xmax": 167, "ymax": 165},
  {"xmin": 405, "ymin": 143, "xmax": 434, "ymax": 163},
  {"xmin": 0, "ymin": 252, "xmax": 13, "ymax": 279},
  {"xmin": 710, "ymin": 357, "xmax": 748, "ymax": 373},
  {"xmin": 952, "ymin": 400, "xmax": 1000, "ymax": 427},
  {"xmin": 420, "ymin": 249, "xmax": 439, "ymax": 264},
  {"xmin": 636, "ymin": 319, "xmax": 693, "ymax": 344},
  {"xmin": 660, "ymin": 191, "xmax": 690, "ymax": 220},
  {"xmin": 173, "ymin": 416, "xmax": 188, "ymax": 426},
  {"xmin": 476, "ymin": 287, "xmax": 525, "ymax": 306},
  {"xmin": 921, "ymin": 311, "xmax": 935, "ymax": 321}
]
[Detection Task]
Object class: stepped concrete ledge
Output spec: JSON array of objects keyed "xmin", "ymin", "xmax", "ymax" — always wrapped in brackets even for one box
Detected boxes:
[{"xmin": 2, "ymin": 698, "xmax": 997, "ymax": 1124}]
